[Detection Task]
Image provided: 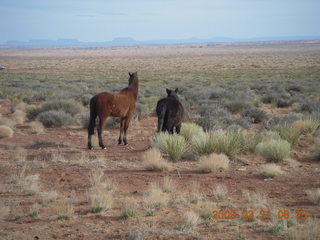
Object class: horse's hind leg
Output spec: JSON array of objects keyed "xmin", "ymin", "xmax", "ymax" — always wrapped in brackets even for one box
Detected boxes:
[
  {"xmin": 118, "ymin": 117, "xmax": 125, "ymax": 144},
  {"xmin": 123, "ymin": 114, "xmax": 133, "ymax": 145},
  {"xmin": 176, "ymin": 123, "xmax": 181, "ymax": 134},
  {"xmin": 97, "ymin": 116, "xmax": 107, "ymax": 149},
  {"xmin": 87, "ymin": 111, "xmax": 97, "ymax": 150}
]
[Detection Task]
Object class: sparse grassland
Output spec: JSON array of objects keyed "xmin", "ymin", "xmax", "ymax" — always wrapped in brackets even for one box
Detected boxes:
[{"xmin": 0, "ymin": 42, "xmax": 320, "ymax": 239}]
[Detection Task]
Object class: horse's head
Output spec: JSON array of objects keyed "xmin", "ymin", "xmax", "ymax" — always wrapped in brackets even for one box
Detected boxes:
[
  {"xmin": 128, "ymin": 72, "xmax": 138, "ymax": 86},
  {"xmin": 166, "ymin": 88, "xmax": 179, "ymax": 99}
]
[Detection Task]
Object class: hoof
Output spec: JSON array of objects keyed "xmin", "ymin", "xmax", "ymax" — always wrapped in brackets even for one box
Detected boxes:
[{"xmin": 100, "ymin": 145, "xmax": 106, "ymax": 149}]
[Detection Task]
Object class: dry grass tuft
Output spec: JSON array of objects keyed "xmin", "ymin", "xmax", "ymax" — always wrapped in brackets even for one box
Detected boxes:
[
  {"xmin": 196, "ymin": 201, "xmax": 217, "ymax": 220},
  {"xmin": 0, "ymin": 125, "xmax": 13, "ymax": 138},
  {"xmin": 287, "ymin": 218, "xmax": 320, "ymax": 240},
  {"xmin": 29, "ymin": 121, "xmax": 44, "ymax": 134},
  {"xmin": 244, "ymin": 191, "xmax": 271, "ymax": 210},
  {"xmin": 177, "ymin": 211, "xmax": 201, "ymax": 231},
  {"xmin": 187, "ymin": 182, "xmax": 203, "ymax": 204},
  {"xmin": 22, "ymin": 174, "xmax": 41, "ymax": 195},
  {"xmin": 306, "ymin": 188, "xmax": 320, "ymax": 204},
  {"xmin": 261, "ymin": 163, "xmax": 284, "ymax": 178},
  {"xmin": 121, "ymin": 197, "xmax": 139, "ymax": 218},
  {"xmin": 57, "ymin": 199, "xmax": 75, "ymax": 220},
  {"xmin": 0, "ymin": 204, "xmax": 10, "ymax": 220},
  {"xmin": 198, "ymin": 153, "xmax": 229, "ymax": 173},
  {"xmin": 41, "ymin": 191, "xmax": 59, "ymax": 204},
  {"xmin": 144, "ymin": 183, "xmax": 169, "ymax": 210},
  {"xmin": 142, "ymin": 148, "xmax": 171, "ymax": 171},
  {"xmin": 12, "ymin": 109, "xmax": 26, "ymax": 124},
  {"xmin": 212, "ymin": 184, "xmax": 228, "ymax": 200},
  {"xmin": 162, "ymin": 176, "xmax": 176, "ymax": 193},
  {"xmin": 87, "ymin": 169, "xmax": 115, "ymax": 212}
]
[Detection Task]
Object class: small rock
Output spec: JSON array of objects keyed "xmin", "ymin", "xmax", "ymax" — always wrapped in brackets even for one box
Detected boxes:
[{"xmin": 264, "ymin": 178, "xmax": 273, "ymax": 182}]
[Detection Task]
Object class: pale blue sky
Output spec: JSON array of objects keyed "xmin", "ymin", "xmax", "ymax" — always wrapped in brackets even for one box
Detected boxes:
[{"xmin": 1, "ymin": 0, "xmax": 320, "ymax": 43}]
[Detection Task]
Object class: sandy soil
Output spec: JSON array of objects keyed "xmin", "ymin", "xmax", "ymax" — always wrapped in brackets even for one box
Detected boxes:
[{"xmin": 0, "ymin": 99, "xmax": 319, "ymax": 240}]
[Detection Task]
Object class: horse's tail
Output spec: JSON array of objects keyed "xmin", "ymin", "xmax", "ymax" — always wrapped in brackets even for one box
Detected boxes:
[
  {"xmin": 156, "ymin": 103, "xmax": 167, "ymax": 132},
  {"xmin": 88, "ymin": 95, "xmax": 98, "ymax": 135}
]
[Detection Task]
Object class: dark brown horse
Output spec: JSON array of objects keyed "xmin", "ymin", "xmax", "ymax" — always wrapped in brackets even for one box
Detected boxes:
[
  {"xmin": 156, "ymin": 88, "xmax": 184, "ymax": 134},
  {"xmin": 87, "ymin": 72, "xmax": 139, "ymax": 149}
]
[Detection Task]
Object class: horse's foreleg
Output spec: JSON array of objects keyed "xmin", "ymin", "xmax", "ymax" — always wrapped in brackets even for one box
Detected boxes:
[
  {"xmin": 98, "ymin": 116, "xmax": 107, "ymax": 149},
  {"xmin": 118, "ymin": 117, "xmax": 125, "ymax": 144},
  {"xmin": 123, "ymin": 114, "xmax": 133, "ymax": 145}
]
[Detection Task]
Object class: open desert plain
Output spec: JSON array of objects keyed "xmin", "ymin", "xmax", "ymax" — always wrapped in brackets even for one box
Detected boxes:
[{"xmin": 0, "ymin": 41, "xmax": 320, "ymax": 240}]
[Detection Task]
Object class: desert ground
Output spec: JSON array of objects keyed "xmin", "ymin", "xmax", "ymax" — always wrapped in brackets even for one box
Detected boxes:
[{"xmin": 0, "ymin": 41, "xmax": 320, "ymax": 240}]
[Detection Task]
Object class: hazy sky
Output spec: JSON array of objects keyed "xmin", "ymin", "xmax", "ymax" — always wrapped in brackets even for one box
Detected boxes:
[{"xmin": 1, "ymin": 0, "xmax": 320, "ymax": 43}]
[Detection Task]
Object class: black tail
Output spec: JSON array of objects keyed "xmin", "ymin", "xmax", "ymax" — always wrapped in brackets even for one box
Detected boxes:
[
  {"xmin": 88, "ymin": 96, "xmax": 97, "ymax": 135},
  {"xmin": 156, "ymin": 104, "xmax": 167, "ymax": 132}
]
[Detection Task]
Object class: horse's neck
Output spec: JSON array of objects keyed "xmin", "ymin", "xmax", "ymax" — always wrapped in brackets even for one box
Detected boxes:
[
  {"xmin": 168, "ymin": 95, "xmax": 179, "ymax": 101},
  {"xmin": 120, "ymin": 82, "xmax": 138, "ymax": 99}
]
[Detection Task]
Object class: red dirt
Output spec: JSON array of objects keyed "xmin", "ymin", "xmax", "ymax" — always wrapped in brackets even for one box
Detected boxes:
[{"xmin": 0, "ymin": 102, "xmax": 319, "ymax": 240}]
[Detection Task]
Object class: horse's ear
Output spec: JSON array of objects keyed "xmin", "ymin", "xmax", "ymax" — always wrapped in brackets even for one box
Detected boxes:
[
  {"xmin": 128, "ymin": 72, "xmax": 132, "ymax": 76},
  {"xmin": 175, "ymin": 88, "xmax": 179, "ymax": 93},
  {"xmin": 166, "ymin": 88, "xmax": 171, "ymax": 95}
]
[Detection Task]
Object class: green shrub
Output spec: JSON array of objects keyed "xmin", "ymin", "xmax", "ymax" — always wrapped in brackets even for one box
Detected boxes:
[
  {"xmin": 27, "ymin": 100, "xmax": 82, "ymax": 120},
  {"xmin": 40, "ymin": 100, "xmax": 81, "ymax": 116},
  {"xmin": 278, "ymin": 117, "xmax": 320, "ymax": 146},
  {"xmin": 165, "ymin": 134, "xmax": 188, "ymax": 162},
  {"xmin": 241, "ymin": 108, "xmax": 267, "ymax": 123},
  {"xmin": 225, "ymin": 100, "xmax": 251, "ymax": 114},
  {"xmin": 192, "ymin": 132, "xmax": 215, "ymax": 156},
  {"xmin": 180, "ymin": 122, "xmax": 204, "ymax": 141},
  {"xmin": 135, "ymin": 103, "xmax": 150, "ymax": 120},
  {"xmin": 192, "ymin": 129, "xmax": 255, "ymax": 157},
  {"xmin": 37, "ymin": 110, "xmax": 73, "ymax": 127},
  {"xmin": 256, "ymin": 139, "xmax": 291, "ymax": 162},
  {"xmin": 211, "ymin": 129, "xmax": 246, "ymax": 157}
]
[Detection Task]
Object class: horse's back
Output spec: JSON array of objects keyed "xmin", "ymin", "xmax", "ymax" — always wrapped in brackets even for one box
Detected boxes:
[
  {"xmin": 156, "ymin": 97, "xmax": 184, "ymax": 126},
  {"xmin": 94, "ymin": 92, "xmax": 135, "ymax": 117}
]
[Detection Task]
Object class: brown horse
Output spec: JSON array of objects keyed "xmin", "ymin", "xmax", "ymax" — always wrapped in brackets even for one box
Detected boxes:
[{"xmin": 87, "ymin": 72, "xmax": 139, "ymax": 149}]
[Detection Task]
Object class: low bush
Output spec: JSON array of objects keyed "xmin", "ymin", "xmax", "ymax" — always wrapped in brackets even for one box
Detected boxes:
[
  {"xmin": 256, "ymin": 139, "xmax": 291, "ymax": 162},
  {"xmin": 165, "ymin": 134, "xmax": 188, "ymax": 161},
  {"xmin": 192, "ymin": 132, "xmax": 215, "ymax": 156},
  {"xmin": 142, "ymin": 148, "xmax": 171, "ymax": 171},
  {"xmin": 144, "ymin": 183, "xmax": 169, "ymax": 210},
  {"xmin": 192, "ymin": 129, "xmax": 256, "ymax": 156},
  {"xmin": 177, "ymin": 211, "xmax": 200, "ymax": 232},
  {"xmin": 151, "ymin": 132, "xmax": 188, "ymax": 161},
  {"xmin": 241, "ymin": 108, "xmax": 267, "ymax": 123},
  {"xmin": 261, "ymin": 163, "xmax": 284, "ymax": 177},
  {"xmin": 180, "ymin": 122, "xmax": 204, "ymax": 141},
  {"xmin": 198, "ymin": 153, "xmax": 229, "ymax": 173},
  {"xmin": 27, "ymin": 100, "xmax": 82, "ymax": 120},
  {"xmin": 37, "ymin": 110, "xmax": 73, "ymax": 127},
  {"xmin": 225, "ymin": 100, "xmax": 251, "ymax": 114},
  {"xmin": 276, "ymin": 119, "xmax": 319, "ymax": 145},
  {"xmin": 306, "ymin": 189, "xmax": 320, "ymax": 205},
  {"xmin": 210, "ymin": 129, "xmax": 246, "ymax": 157},
  {"xmin": 212, "ymin": 184, "xmax": 228, "ymax": 200},
  {"xmin": 0, "ymin": 125, "xmax": 13, "ymax": 138}
]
